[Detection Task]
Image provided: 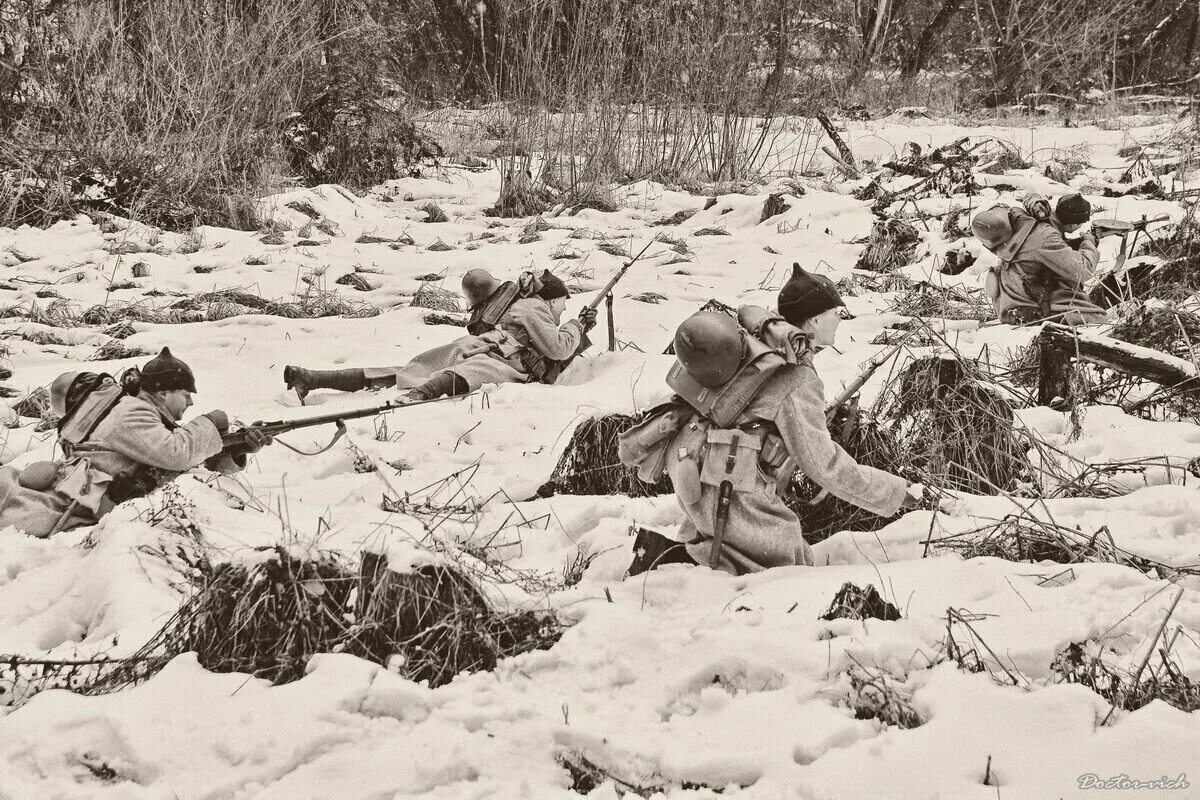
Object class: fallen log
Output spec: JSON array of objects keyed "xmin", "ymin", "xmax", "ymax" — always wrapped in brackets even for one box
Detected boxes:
[{"xmin": 1036, "ymin": 322, "xmax": 1200, "ymax": 407}]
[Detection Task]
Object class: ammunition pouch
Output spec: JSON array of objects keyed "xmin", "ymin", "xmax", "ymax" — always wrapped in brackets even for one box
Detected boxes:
[
  {"xmin": 616, "ymin": 397, "xmax": 693, "ymax": 483},
  {"xmin": 668, "ymin": 420, "xmax": 794, "ymax": 529}
]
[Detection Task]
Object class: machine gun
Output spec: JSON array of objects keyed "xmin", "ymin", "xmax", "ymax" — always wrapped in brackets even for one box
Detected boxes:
[
  {"xmin": 1090, "ymin": 214, "xmax": 1171, "ymax": 306},
  {"xmin": 1091, "ymin": 214, "xmax": 1170, "ymax": 240}
]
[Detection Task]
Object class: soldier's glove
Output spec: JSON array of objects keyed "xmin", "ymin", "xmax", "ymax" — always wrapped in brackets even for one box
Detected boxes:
[
  {"xmin": 240, "ymin": 426, "xmax": 273, "ymax": 454},
  {"xmin": 578, "ymin": 306, "xmax": 599, "ymax": 333},
  {"xmin": 899, "ymin": 482, "xmax": 926, "ymax": 510},
  {"xmin": 204, "ymin": 410, "xmax": 230, "ymax": 432}
]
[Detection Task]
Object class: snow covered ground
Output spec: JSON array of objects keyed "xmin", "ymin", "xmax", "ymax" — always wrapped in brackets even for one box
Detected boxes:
[{"xmin": 1, "ymin": 115, "xmax": 1199, "ymax": 799}]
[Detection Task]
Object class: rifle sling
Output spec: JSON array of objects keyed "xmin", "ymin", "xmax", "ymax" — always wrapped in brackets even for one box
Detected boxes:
[{"xmin": 270, "ymin": 420, "xmax": 348, "ymax": 456}]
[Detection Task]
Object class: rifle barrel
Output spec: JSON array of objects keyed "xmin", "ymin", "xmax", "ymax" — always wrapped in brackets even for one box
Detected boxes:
[
  {"xmin": 583, "ymin": 236, "xmax": 661, "ymax": 311},
  {"xmin": 220, "ymin": 392, "xmax": 475, "ymax": 447}
]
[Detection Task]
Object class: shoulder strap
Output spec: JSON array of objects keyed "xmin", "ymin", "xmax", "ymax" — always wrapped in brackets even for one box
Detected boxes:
[{"xmin": 993, "ymin": 216, "xmax": 1040, "ymax": 266}]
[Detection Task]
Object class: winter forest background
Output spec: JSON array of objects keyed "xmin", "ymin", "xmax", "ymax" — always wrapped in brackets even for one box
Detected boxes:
[{"xmin": 2, "ymin": 0, "xmax": 1197, "ymax": 229}]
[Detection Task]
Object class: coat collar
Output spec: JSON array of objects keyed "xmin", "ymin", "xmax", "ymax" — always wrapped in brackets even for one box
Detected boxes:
[{"xmin": 136, "ymin": 391, "xmax": 179, "ymax": 430}]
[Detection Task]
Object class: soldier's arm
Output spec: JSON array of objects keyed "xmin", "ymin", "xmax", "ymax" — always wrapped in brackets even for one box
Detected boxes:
[
  {"xmin": 102, "ymin": 406, "xmax": 225, "ymax": 472},
  {"xmin": 1033, "ymin": 227, "xmax": 1099, "ymax": 284},
  {"xmin": 773, "ymin": 364, "xmax": 908, "ymax": 517},
  {"xmin": 510, "ymin": 301, "xmax": 584, "ymax": 361}
]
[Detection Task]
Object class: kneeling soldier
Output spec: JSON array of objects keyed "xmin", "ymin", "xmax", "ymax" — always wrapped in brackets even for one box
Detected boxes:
[
  {"xmin": 0, "ymin": 348, "xmax": 271, "ymax": 537},
  {"xmin": 620, "ymin": 265, "xmax": 921, "ymax": 575}
]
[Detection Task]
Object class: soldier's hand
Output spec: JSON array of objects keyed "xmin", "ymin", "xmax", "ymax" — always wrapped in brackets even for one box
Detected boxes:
[
  {"xmin": 900, "ymin": 482, "xmax": 926, "ymax": 510},
  {"xmin": 205, "ymin": 410, "xmax": 230, "ymax": 432},
  {"xmin": 578, "ymin": 306, "xmax": 598, "ymax": 332},
  {"xmin": 242, "ymin": 426, "xmax": 273, "ymax": 453},
  {"xmin": 457, "ymin": 339, "xmax": 492, "ymax": 360}
]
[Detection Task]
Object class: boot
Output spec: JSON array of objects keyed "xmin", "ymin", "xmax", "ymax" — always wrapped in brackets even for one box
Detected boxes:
[
  {"xmin": 402, "ymin": 371, "xmax": 469, "ymax": 403},
  {"xmin": 626, "ymin": 527, "xmax": 697, "ymax": 577},
  {"xmin": 283, "ymin": 366, "xmax": 367, "ymax": 405}
]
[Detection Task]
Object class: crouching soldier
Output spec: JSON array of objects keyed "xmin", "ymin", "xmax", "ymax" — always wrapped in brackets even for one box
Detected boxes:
[
  {"xmin": 284, "ymin": 268, "xmax": 598, "ymax": 404},
  {"xmin": 974, "ymin": 192, "xmax": 1105, "ymax": 326},
  {"xmin": 618, "ymin": 265, "xmax": 921, "ymax": 576},
  {"xmin": 0, "ymin": 348, "xmax": 271, "ymax": 538}
]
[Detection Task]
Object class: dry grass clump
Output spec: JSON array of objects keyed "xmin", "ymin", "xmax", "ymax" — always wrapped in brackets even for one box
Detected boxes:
[
  {"xmin": 873, "ymin": 356, "xmax": 1031, "ymax": 495},
  {"xmin": 13, "ymin": 387, "xmax": 51, "ymax": 419},
  {"xmin": 1051, "ymin": 639, "xmax": 1200, "ymax": 714},
  {"xmin": 556, "ymin": 750, "xmax": 721, "ymax": 797},
  {"xmin": 420, "ymin": 203, "xmax": 448, "ymax": 223},
  {"xmin": 486, "ymin": 166, "xmax": 556, "ymax": 218},
  {"xmin": 888, "ymin": 282, "xmax": 992, "ymax": 321},
  {"xmin": 856, "ymin": 218, "xmax": 922, "ymax": 273},
  {"xmin": 89, "ymin": 549, "xmax": 561, "ymax": 691},
  {"xmin": 1107, "ymin": 304, "xmax": 1200, "ymax": 363},
  {"xmin": 537, "ymin": 415, "xmax": 674, "ymax": 498},
  {"xmin": 820, "ymin": 582, "xmax": 901, "ymax": 622},
  {"xmin": 88, "ymin": 340, "xmax": 152, "ymax": 362},
  {"xmin": 927, "ymin": 517, "xmax": 1200, "ymax": 582},
  {"xmin": 0, "ymin": 287, "xmax": 377, "ymax": 328},
  {"xmin": 411, "ymin": 283, "xmax": 461, "ymax": 312},
  {"xmin": 845, "ymin": 667, "xmax": 923, "ymax": 729}
]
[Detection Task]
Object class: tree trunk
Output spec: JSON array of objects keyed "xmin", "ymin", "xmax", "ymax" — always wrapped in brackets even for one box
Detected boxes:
[
  {"xmin": 760, "ymin": 2, "xmax": 791, "ymax": 105},
  {"xmin": 901, "ymin": 0, "xmax": 965, "ymax": 79}
]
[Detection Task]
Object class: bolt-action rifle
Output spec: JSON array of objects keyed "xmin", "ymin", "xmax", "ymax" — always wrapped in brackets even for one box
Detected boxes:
[
  {"xmin": 107, "ymin": 393, "xmax": 476, "ymax": 503},
  {"xmin": 542, "ymin": 235, "xmax": 664, "ymax": 380},
  {"xmin": 219, "ymin": 392, "xmax": 477, "ymax": 455}
]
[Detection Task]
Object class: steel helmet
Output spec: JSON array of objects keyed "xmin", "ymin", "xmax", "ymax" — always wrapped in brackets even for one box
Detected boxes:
[
  {"xmin": 49, "ymin": 371, "xmax": 83, "ymax": 418},
  {"xmin": 673, "ymin": 312, "xmax": 746, "ymax": 389},
  {"xmin": 461, "ymin": 269, "xmax": 503, "ymax": 310}
]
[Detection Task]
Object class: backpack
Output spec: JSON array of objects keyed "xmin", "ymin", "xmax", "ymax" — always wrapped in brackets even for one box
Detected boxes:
[
  {"xmin": 466, "ymin": 281, "xmax": 521, "ymax": 336},
  {"xmin": 57, "ymin": 369, "xmax": 138, "ymax": 453},
  {"xmin": 666, "ymin": 330, "xmax": 788, "ymax": 428},
  {"xmin": 972, "ymin": 205, "xmax": 1040, "ymax": 263}
]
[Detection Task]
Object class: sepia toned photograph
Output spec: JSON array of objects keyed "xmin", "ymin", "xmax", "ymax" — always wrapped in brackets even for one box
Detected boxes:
[{"xmin": 0, "ymin": 1, "xmax": 1198, "ymax": 797}]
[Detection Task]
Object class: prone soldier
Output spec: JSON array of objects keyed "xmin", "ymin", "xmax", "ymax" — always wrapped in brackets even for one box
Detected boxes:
[{"xmin": 0, "ymin": 348, "xmax": 271, "ymax": 538}]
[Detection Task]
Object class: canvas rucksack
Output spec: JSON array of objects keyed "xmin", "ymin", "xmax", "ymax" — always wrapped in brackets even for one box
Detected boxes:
[{"xmin": 53, "ymin": 370, "xmax": 138, "ymax": 453}]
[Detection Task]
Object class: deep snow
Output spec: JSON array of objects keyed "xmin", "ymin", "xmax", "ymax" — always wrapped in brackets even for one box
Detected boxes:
[{"xmin": 0, "ymin": 116, "xmax": 1197, "ymax": 799}]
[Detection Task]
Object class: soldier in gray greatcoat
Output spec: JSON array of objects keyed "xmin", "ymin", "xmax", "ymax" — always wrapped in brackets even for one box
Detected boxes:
[
  {"xmin": 0, "ymin": 348, "xmax": 270, "ymax": 538},
  {"xmin": 620, "ymin": 266, "xmax": 922, "ymax": 575},
  {"xmin": 976, "ymin": 192, "xmax": 1106, "ymax": 326},
  {"xmin": 283, "ymin": 269, "xmax": 598, "ymax": 404}
]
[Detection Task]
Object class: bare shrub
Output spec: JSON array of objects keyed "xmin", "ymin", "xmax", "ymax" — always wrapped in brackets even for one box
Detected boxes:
[{"xmin": 1, "ymin": 0, "xmax": 315, "ymax": 230}]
